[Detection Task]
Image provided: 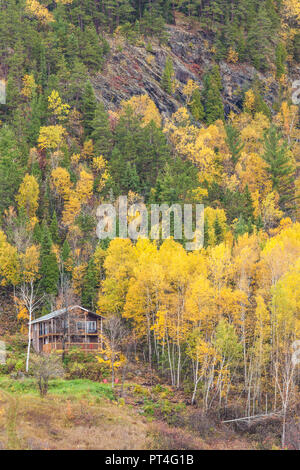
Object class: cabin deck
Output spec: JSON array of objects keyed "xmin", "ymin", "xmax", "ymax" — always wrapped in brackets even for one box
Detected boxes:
[{"xmin": 42, "ymin": 342, "xmax": 101, "ymax": 353}]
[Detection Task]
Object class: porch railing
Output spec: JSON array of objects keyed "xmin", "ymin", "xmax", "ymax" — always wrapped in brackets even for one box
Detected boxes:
[{"xmin": 42, "ymin": 342, "xmax": 100, "ymax": 353}]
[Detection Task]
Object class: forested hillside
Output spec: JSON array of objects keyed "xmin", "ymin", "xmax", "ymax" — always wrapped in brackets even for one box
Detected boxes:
[{"xmin": 0, "ymin": 0, "xmax": 300, "ymax": 450}]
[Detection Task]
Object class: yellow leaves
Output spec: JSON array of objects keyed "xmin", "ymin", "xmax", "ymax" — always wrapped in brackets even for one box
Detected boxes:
[
  {"xmin": 182, "ymin": 80, "xmax": 199, "ymax": 105},
  {"xmin": 124, "ymin": 243, "xmax": 163, "ymax": 337},
  {"xmin": 14, "ymin": 297, "xmax": 29, "ymax": 333},
  {"xmin": 92, "ymin": 155, "xmax": 107, "ymax": 173},
  {"xmin": 261, "ymin": 192, "xmax": 284, "ymax": 229},
  {"xmin": 270, "ymin": 217, "xmax": 293, "ymax": 236},
  {"xmin": 227, "ymin": 47, "xmax": 239, "ymax": 64},
  {"xmin": 51, "ymin": 167, "xmax": 93, "ymax": 226},
  {"xmin": 75, "ymin": 170, "xmax": 94, "ymax": 204},
  {"xmin": 16, "ymin": 174, "xmax": 39, "ymax": 220},
  {"xmin": 81, "ymin": 140, "xmax": 94, "ymax": 160},
  {"xmin": 0, "ymin": 232, "xmax": 39, "ymax": 286},
  {"xmin": 51, "ymin": 167, "xmax": 72, "ymax": 199},
  {"xmin": 164, "ymin": 109, "xmax": 226, "ymax": 183},
  {"xmin": 215, "ymin": 287, "xmax": 248, "ymax": 325},
  {"xmin": 0, "ymin": 231, "xmax": 20, "ymax": 286},
  {"xmin": 236, "ymin": 152, "xmax": 270, "ymax": 194},
  {"xmin": 48, "ymin": 90, "xmax": 70, "ymax": 121},
  {"xmin": 236, "ymin": 152, "xmax": 272, "ymax": 217},
  {"xmin": 274, "ymin": 101, "xmax": 299, "ymax": 145},
  {"xmin": 295, "ymin": 177, "xmax": 300, "ymax": 222},
  {"xmin": 208, "ymin": 242, "xmax": 232, "ymax": 291},
  {"xmin": 190, "ymin": 336, "xmax": 218, "ymax": 362},
  {"xmin": 17, "ymin": 305, "xmax": 29, "ymax": 322},
  {"xmin": 233, "ymin": 232, "xmax": 260, "ymax": 284},
  {"xmin": 167, "ymin": 107, "xmax": 191, "ymax": 128},
  {"xmin": 271, "ymin": 258, "xmax": 300, "ymax": 341},
  {"xmin": 92, "ymin": 156, "xmax": 110, "ymax": 192},
  {"xmin": 21, "ymin": 74, "xmax": 37, "ymax": 99},
  {"xmin": 146, "ymin": 54, "xmax": 155, "ymax": 66},
  {"xmin": 97, "ymin": 343, "xmax": 126, "ymax": 370},
  {"xmin": 72, "ymin": 264, "xmax": 87, "ymax": 296},
  {"xmin": 261, "ymin": 222, "xmax": 300, "ymax": 287},
  {"xmin": 98, "ymin": 239, "xmax": 136, "ymax": 317},
  {"xmin": 185, "ymin": 276, "xmax": 214, "ymax": 325},
  {"xmin": 26, "ymin": 0, "xmax": 54, "ymax": 24},
  {"xmin": 243, "ymin": 89, "xmax": 255, "ymax": 113},
  {"xmin": 255, "ymin": 295, "xmax": 270, "ymax": 329},
  {"xmin": 239, "ymin": 113, "xmax": 269, "ymax": 153},
  {"xmin": 19, "ymin": 245, "xmax": 40, "ymax": 283},
  {"xmin": 71, "ymin": 153, "xmax": 80, "ymax": 166},
  {"xmin": 38, "ymin": 125, "xmax": 66, "ymax": 150},
  {"xmin": 152, "ymin": 310, "xmax": 167, "ymax": 340},
  {"xmin": 120, "ymin": 95, "xmax": 162, "ymax": 128},
  {"xmin": 63, "ymin": 195, "xmax": 81, "ymax": 226},
  {"xmin": 103, "ymin": 239, "xmax": 136, "ymax": 281},
  {"xmin": 283, "ymin": 0, "xmax": 300, "ymax": 24}
]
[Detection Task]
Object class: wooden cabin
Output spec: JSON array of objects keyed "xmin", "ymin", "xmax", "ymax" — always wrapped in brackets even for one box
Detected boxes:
[{"xmin": 30, "ymin": 305, "xmax": 104, "ymax": 353}]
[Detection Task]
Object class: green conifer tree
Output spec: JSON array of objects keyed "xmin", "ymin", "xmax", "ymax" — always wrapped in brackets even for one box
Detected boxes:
[
  {"xmin": 91, "ymin": 102, "xmax": 113, "ymax": 156},
  {"xmin": 50, "ymin": 211, "xmax": 60, "ymax": 245},
  {"xmin": 81, "ymin": 258, "xmax": 98, "ymax": 310},
  {"xmin": 40, "ymin": 224, "xmax": 59, "ymax": 295},
  {"xmin": 82, "ymin": 81, "xmax": 97, "ymax": 137},
  {"xmin": 225, "ymin": 124, "xmax": 244, "ymax": 166},
  {"xmin": 262, "ymin": 126, "xmax": 295, "ymax": 213},
  {"xmin": 189, "ymin": 88, "xmax": 205, "ymax": 122},
  {"xmin": 161, "ymin": 57, "xmax": 174, "ymax": 94}
]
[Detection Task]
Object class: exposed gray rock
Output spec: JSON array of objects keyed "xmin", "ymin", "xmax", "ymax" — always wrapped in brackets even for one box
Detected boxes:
[{"xmin": 91, "ymin": 24, "xmax": 287, "ymax": 119}]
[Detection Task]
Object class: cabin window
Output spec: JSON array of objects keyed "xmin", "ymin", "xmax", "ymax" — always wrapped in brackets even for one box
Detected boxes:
[
  {"xmin": 76, "ymin": 321, "xmax": 97, "ymax": 333},
  {"xmin": 76, "ymin": 321, "xmax": 85, "ymax": 332},
  {"xmin": 87, "ymin": 321, "xmax": 97, "ymax": 333}
]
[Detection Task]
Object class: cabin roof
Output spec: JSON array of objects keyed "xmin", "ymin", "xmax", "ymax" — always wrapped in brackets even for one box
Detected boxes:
[{"xmin": 30, "ymin": 305, "xmax": 104, "ymax": 325}]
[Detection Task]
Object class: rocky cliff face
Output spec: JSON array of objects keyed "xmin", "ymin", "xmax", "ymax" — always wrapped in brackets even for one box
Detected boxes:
[{"xmin": 91, "ymin": 23, "xmax": 290, "ymax": 117}]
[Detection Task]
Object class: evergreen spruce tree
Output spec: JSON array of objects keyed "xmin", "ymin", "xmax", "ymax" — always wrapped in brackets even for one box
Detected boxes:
[
  {"xmin": 234, "ymin": 215, "xmax": 248, "ymax": 238},
  {"xmin": 211, "ymin": 64, "xmax": 222, "ymax": 91},
  {"xmin": 0, "ymin": 126, "xmax": 23, "ymax": 214},
  {"xmin": 91, "ymin": 102, "xmax": 113, "ymax": 156},
  {"xmin": 189, "ymin": 88, "xmax": 205, "ymax": 122},
  {"xmin": 244, "ymin": 185, "xmax": 254, "ymax": 222},
  {"xmin": 202, "ymin": 73, "xmax": 224, "ymax": 125},
  {"xmin": 81, "ymin": 25, "xmax": 104, "ymax": 70},
  {"xmin": 293, "ymin": 33, "xmax": 300, "ymax": 62},
  {"xmin": 275, "ymin": 42, "xmax": 287, "ymax": 79},
  {"xmin": 39, "ymin": 45, "xmax": 47, "ymax": 88},
  {"xmin": 61, "ymin": 239, "xmax": 72, "ymax": 279},
  {"xmin": 247, "ymin": 4, "xmax": 273, "ymax": 72},
  {"xmin": 40, "ymin": 224, "xmax": 59, "ymax": 296},
  {"xmin": 50, "ymin": 211, "xmax": 60, "ymax": 245},
  {"xmin": 214, "ymin": 215, "xmax": 223, "ymax": 244},
  {"xmin": 27, "ymin": 95, "xmax": 43, "ymax": 146},
  {"xmin": 82, "ymin": 80, "xmax": 97, "ymax": 137},
  {"xmin": 161, "ymin": 57, "xmax": 174, "ymax": 94},
  {"xmin": 262, "ymin": 126, "xmax": 295, "ymax": 212},
  {"xmin": 225, "ymin": 124, "xmax": 244, "ymax": 166},
  {"xmin": 203, "ymin": 217, "xmax": 209, "ymax": 248},
  {"xmin": 33, "ymin": 222, "xmax": 42, "ymax": 244},
  {"xmin": 81, "ymin": 258, "xmax": 98, "ymax": 310},
  {"xmin": 62, "ymin": 239, "xmax": 71, "ymax": 265}
]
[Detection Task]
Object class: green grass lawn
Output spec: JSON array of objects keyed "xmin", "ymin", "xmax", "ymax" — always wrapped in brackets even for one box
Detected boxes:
[{"xmin": 0, "ymin": 376, "xmax": 114, "ymax": 400}]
